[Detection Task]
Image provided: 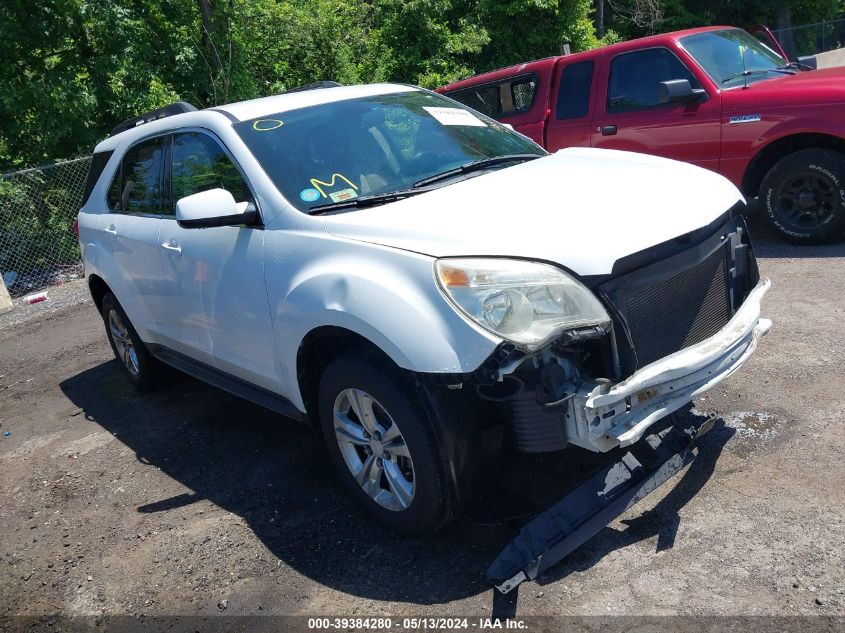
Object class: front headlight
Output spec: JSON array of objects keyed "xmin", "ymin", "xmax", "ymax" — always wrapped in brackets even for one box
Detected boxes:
[{"xmin": 435, "ymin": 258, "xmax": 611, "ymax": 351}]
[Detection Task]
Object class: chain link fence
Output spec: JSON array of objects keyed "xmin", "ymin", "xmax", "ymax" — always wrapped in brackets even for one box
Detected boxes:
[
  {"xmin": 773, "ymin": 17, "xmax": 845, "ymax": 59},
  {"xmin": 1, "ymin": 156, "xmax": 91, "ymax": 299}
]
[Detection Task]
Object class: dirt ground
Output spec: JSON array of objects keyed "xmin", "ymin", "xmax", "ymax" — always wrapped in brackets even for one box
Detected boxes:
[{"xmin": 1, "ymin": 217, "xmax": 843, "ymax": 626}]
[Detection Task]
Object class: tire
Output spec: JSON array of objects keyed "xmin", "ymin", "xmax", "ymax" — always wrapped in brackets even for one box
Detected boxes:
[
  {"xmin": 101, "ymin": 293, "xmax": 161, "ymax": 391},
  {"xmin": 760, "ymin": 148, "xmax": 845, "ymax": 244},
  {"xmin": 317, "ymin": 353, "xmax": 452, "ymax": 536}
]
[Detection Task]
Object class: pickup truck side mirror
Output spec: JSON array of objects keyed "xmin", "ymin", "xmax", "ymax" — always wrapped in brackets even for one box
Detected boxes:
[
  {"xmin": 175, "ymin": 188, "xmax": 259, "ymax": 229},
  {"xmin": 658, "ymin": 79, "xmax": 707, "ymax": 105},
  {"xmin": 797, "ymin": 55, "xmax": 818, "ymax": 70}
]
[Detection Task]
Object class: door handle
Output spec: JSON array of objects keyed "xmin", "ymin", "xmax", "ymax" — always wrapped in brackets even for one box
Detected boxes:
[
  {"xmin": 104, "ymin": 224, "xmax": 117, "ymax": 236},
  {"xmin": 161, "ymin": 238, "xmax": 182, "ymax": 255},
  {"xmin": 601, "ymin": 125, "xmax": 618, "ymax": 136}
]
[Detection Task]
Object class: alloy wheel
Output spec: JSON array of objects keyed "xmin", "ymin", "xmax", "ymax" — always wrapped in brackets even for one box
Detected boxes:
[
  {"xmin": 332, "ymin": 388, "xmax": 415, "ymax": 511},
  {"xmin": 108, "ymin": 309, "xmax": 140, "ymax": 377}
]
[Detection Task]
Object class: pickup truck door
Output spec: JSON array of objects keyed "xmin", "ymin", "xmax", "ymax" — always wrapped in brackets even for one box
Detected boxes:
[
  {"xmin": 544, "ymin": 59, "xmax": 597, "ymax": 150},
  {"xmin": 157, "ymin": 130, "xmax": 279, "ymax": 391},
  {"xmin": 590, "ymin": 46, "xmax": 722, "ymax": 172}
]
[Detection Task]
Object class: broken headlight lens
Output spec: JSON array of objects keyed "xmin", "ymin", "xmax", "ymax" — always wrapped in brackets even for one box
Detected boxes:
[{"xmin": 435, "ymin": 258, "xmax": 611, "ymax": 351}]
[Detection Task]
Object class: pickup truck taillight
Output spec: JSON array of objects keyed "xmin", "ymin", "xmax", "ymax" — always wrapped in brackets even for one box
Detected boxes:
[{"xmin": 73, "ymin": 219, "xmax": 79, "ymax": 241}]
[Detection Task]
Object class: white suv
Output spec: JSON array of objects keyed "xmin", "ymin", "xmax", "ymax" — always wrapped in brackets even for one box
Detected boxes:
[{"xmin": 78, "ymin": 83, "xmax": 770, "ymax": 545}]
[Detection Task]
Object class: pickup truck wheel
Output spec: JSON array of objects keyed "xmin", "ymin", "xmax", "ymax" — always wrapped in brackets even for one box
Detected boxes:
[
  {"xmin": 760, "ymin": 149, "xmax": 845, "ymax": 244},
  {"xmin": 318, "ymin": 354, "xmax": 451, "ymax": 536},
  {"xmin": 101, "ymin": 293, "xmax": 159, "ymax": 391}
]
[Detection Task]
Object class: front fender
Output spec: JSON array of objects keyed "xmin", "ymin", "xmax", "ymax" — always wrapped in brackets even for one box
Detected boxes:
[{"xmin": 266, "ymin": 236, "xmax": 501, "ymax": 410}]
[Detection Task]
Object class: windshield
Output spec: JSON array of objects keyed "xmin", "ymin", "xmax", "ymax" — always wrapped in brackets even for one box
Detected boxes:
[
  {"xmin": 234, "ymin": 90, "xmax": 546, "ymax": 212},
  {"xmin": 680, "ymin": 29, "xmax": 788, "ymax": 88}
]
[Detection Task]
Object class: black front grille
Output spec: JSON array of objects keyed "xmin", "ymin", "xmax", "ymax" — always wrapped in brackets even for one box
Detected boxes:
[{"xmin": 624, "ymin": 243, "xmax": 731, "ymax": 367}]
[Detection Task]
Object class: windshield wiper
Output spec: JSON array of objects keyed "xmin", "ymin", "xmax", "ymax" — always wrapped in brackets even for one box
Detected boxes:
[
  {"xmin": 307, "ymin": 189, "xmax": 428, "ymax": 215},
  {"xmin": 412, "ymin": 154, "xmax": 542, "ymax": 189},
  {"xmin": 721, "ymin": 67, "xmax": 794, "ymax": 84}
]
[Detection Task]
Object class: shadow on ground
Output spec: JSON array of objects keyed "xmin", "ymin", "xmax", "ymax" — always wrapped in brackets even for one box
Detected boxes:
[{"xmin": 60, "ymin": 360, "xmax": 733, "ymax": 605}]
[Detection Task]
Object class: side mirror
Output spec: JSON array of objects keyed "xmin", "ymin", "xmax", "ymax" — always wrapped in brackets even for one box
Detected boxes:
[
  {"xmin": 658, "ymin": 79, "xmax": 707, "ymax": 105},
  {"xmin": 797, "ymin": 55, "xmax": 818, "ymax": 70},
  {"xmin": 175, "ymin": 188, "xmax": 259, "ymax": 228}
]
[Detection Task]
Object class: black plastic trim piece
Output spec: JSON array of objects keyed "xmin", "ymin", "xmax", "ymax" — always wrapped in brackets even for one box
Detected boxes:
[
  {"xmin": 487, "ymin": 414, "xmax": 715, "ymax": 593},
  {"xmin": 109, "ymin": 101, "xmax": 197, "ymax": 137},
  {"xmin": 81, "ymin": 151, "xmax": 114, "ymax": 207},
  {"xmin": 609, "ymin": 202, "xmax": 742, "ymax": 278},
  {"xmin": 207, "ymin": 107, "xmax": 238, "ymax": 122},
  {"xmin": 147, "ymin": 344, "xmax": 306, "ymax": 422}
]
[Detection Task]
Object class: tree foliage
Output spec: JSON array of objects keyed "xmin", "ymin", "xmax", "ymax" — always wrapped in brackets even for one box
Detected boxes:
[{"xmin": 1, "ymin": 0, "xmax": 842, "ymax": 170}]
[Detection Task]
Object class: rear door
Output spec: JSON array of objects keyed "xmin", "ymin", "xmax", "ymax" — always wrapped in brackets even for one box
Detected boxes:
[
  {"xmin": 158, "ymin": 130, "xmax": 277, "ymax": 389},
  {"xmin": 100, "ymin": 136, "xmax": 168, "ymax": 342},
  {"xmin": 590, "ymin": 46, "xmax": 722, "ymax": 172},
  {"xmin": 545, "ymin": 59, "xmax": 597, "ymax": 150}
]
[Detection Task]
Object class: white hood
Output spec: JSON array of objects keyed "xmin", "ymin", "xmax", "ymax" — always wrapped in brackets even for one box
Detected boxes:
[{"xmin": 324, "ymin": 147, "xmax": 743, "ymax": 276}]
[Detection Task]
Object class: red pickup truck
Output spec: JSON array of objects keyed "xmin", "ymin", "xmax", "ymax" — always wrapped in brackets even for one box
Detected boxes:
[{"xmin": 438, "ymin": 26, "xmax": 845, "ymax": 244}]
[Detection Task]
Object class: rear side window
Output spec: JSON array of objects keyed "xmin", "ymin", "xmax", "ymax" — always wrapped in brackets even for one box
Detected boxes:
[
  {"xmin": 510, "ymin": 77, "xmax": 537, "ymax": 111},
  {"xmin": 108, "ymin": 136, "xmax": 166, "ymax": 214},
  {"xmin": 607, "ymin": 48, "xmax": 701, "ymax": 112},
  {"xmin": 447, "ymin": 74, "xmax": 538, "ymax": 119},
  {"xmin": 81, "ymin": 150, "xmax": 114, "ymax": 207},
  {"xmin": 555, "ymin": 61, "xmax": 594, "ymax": 120},
  {"xmin": 170, "ymin": 132, "xmax": 252, "ymax": 211},
  {"xmin": 448, "ymin": 84, "xmax": 500, "ymax": 118}
]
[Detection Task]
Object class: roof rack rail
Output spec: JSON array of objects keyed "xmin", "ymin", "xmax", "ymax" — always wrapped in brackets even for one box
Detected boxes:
[
  {"xmin": 109, "ymin": 101, "xmax": 198, "ymax": 137},
  {"xmin": 281, "ymin": 81, "xmax": 342, "ymax": 95}
]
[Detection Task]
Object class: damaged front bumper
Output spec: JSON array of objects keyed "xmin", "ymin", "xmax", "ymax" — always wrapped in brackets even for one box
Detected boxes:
[
  {"xmin": 566, "ymin": 278, "xmax": 772, "ymax": 452},
  {"xmin": 485, "ymin": 279, "xmax": 771, "ymax": 597},
  {"xmin": 488, "ymin": 413, "xmax": 716, "ymax": 595}
]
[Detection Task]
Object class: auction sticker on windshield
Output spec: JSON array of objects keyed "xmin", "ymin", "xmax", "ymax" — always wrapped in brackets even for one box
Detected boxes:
[
  {"xmin": 329, "ymin": 188, "xmax": 358, "ymax": 203},
  {"xmin": 423, "ymin": 106, "xmax": 486, "ymax": 127}
]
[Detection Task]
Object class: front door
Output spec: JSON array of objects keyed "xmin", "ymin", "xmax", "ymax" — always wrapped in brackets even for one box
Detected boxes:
[
  {"xmin": 158, "ymin": 130, "xmax": 278, "ymax": 390},
  {"xmin": 590, "ymin": 47, "xmax": 722, "ymax": 173}
]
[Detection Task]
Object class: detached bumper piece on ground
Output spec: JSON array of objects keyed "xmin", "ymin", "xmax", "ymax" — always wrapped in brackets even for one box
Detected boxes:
[{"xmin": 488, "ymin": 414, "xmax": 717, "ymax": 606}]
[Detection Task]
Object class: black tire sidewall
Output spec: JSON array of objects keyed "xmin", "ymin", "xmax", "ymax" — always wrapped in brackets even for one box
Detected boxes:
[
  {"xmin": 101, "ymin": 293, "xmax": 152, "ymax": 390},
  {"xmin": 761, "ymin": 149, "xmax": 845, "ymax": 244},
  {"xmin": 317, "ymin": 354, "xmax": 451, "ymax": 536}
]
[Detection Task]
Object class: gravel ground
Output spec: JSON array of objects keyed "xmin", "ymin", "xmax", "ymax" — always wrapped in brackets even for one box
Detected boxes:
[
  {"xmin": 0, "ymin": 278, "xmax": 89, "ymax": 332},
  {"xmin": 0, "ymin": 217, "xmax": 843, "ymax": 630}
]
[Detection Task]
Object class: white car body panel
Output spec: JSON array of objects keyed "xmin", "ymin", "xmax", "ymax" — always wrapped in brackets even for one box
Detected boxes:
[{"xmin": 324, "ymin": 147, "xmax": 744, "ymax": 276}]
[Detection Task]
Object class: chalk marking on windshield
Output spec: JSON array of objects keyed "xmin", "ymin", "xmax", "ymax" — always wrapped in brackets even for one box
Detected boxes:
[
  {"xmin": 252, "ymin": 119, "xmax": 284, "ymax": 131},
  {"xmin": 310, "ymin": 173, "xmax": 359, "ymax": 198}
]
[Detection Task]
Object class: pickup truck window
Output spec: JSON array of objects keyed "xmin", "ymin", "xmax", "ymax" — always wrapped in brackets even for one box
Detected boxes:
[
  {"xmin": 449, "ymin": 84, "xmax": 500, "ymax": 118},
  {"xmin": 680, "ymin": 29, "xmax": 787, "ymax": 88},
  {"xmin": 510, "ymin": 77, "xmax": 537, "ymax": 111},
  {"xmin": 555, "ymin": 61, "xmax": 594, "ymax": 120},
  {"xmin": 446, "ymin": 74, "xmax": 538, "ymax": 120},
  {"xmin": 608, "ymin": 48, "xmax": 701, "ymax": 113}
]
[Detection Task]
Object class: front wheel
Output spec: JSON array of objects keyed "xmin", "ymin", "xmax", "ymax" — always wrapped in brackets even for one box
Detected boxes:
[
  {"xmin": 317, "ymin": 353, "xmax": 452, "ymax": 536},
  {"xmin": 760, "ymin": 149, "xmax": 845, "ymax": 244}
]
